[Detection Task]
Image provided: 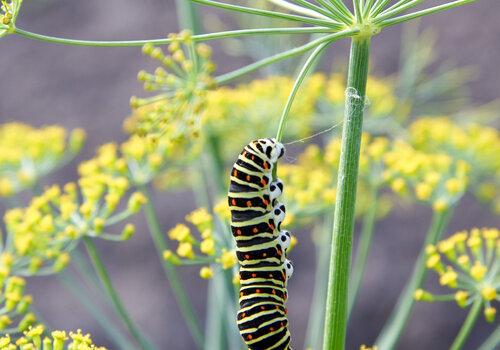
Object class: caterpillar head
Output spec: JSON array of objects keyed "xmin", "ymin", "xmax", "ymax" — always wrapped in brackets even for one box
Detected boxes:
[
  {"xmin": 284, "ymin": 259, "xmax": 294, "ymax": 280},
  {"xmin": 278, "ymin": 230, "xmax": 292, "ymax": 251},
  {"xmin": 255, "ymin": 138, "xmax": 285, "ymax": 163}
]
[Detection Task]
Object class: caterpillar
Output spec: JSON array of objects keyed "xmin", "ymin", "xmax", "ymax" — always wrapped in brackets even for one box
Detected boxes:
[{"xmin": 229, "ymin": 138, "xmax": 293, "ymax": 350}]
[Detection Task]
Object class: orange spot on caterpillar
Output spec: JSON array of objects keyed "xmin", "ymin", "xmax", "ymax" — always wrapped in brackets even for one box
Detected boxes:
[
  {"xmin": 251, "ymin": 155, "xmax": 255, "ymax": 161},
  {"xmin": 263, "ymin": 162, "xmax": 270, "ymax": 170},
  {"xmin": 262, "ymin": 253, "xmax": 267, "ymax": 257},
  {"xmin": 268, "ymin": 223, "xmax": 275, "ymax": 230},
  {"xmin": 247, "ymin": 335, "xmax": 253, "ymax": 340},
  {"xmin": 256, "ymin": 289, "xmax": 261, "ymax": 293},
  {"xmin": 270, "ymin": 327, "xmax": 275, "ymax": 332},
  {"xmin": 252, "ymin": 273, "xmax": 257, "ymax": 278},
  {"xmin": 236, "ymin": 229, "xmax": 242, "ymax": 235},
  {"xmin": 246, "ymin": 200, "xmax": 252, "ymax": 207},
  {"xmin": 233, "ymin": 170, "xmax": 237, "ymax": 176},
  {"xmin": 245, "ymin": 254, "xmax": 250, "ymax": 259},
  {"xmin": 231, "ymin": 199, "xmax": 236, "ymax": 206},
  {"xmin": 252, "ymin": 228, "xmax": 258, "ymax": 233},
  {"xmin": 246, "ymin": 175, "xmax": 251, "ymax": 181},
  {"xmin": 260, "ymin": 306, "xmax": 265, "ymax": 310},
  {"xmin": 263, "ymin": 199, "xmax": 270, "ymax": 206},
  {"xmin": 260, "ymin": 178, "xmax": 268, "ymax": 186}
]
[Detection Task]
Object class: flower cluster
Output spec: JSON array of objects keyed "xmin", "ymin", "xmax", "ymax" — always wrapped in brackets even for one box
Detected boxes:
[
  {"xmin": 0, "ymin": 276, "xmax": 36, "ymax": 334},
  {"xmin": 2, "ymin": 178, "xmax": 145, "ymax": 277},
  {"xmin": 202, "ymin": 74, "xmax": 325, "ymax": 160},
  {"xmin": 415, "ymin": 228, "xmax": 499, "ymax": 323},
  {"xmin": 383, "ymin": 141, "xmax": 469, "ymax": 212},
  {"xmin": 127, "ymin": 31, "xmax": 216, "ymax": 142},
  {"xmin": 277, "ymin": 134, "xmax": 393, "ymax": 226},
  {"xmin": 163, "ymin": 208, "xmax": 238, "ymax": 280},
  {"xmin": 0, "ymin": 326, "xmax": 105, "ymax": 350},
  {"xmin": 409, "ymin": 117, "xmax": 500, "ymax": 213},
  {"xmin": 0, "ymin": 0, "xmax": 21, "ymax": 38},
  {"xmin": 0, "ymin": 123, "xmax": 85, "ymax": 197}
]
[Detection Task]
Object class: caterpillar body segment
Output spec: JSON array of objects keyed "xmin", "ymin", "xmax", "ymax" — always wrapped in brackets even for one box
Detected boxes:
[{"xmin": 229, "ymin": 138, "xmax": 293, "ymax": 350}]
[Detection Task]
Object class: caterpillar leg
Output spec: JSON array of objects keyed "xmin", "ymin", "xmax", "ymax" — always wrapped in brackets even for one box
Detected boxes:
[
  {"xmin": 278, "ymin": 230, "xmax": 292, "ymax": 251},
  {"xmin": 284, "ymin": 259, "xmax": 294, "ymax": 280},
  {"xmin": 272, "ymin": 203, "xmax": 286, "ymax": 230},
  {"xmin": 269, "ymin": 179, "xmax": 284, "ymax": 203}
]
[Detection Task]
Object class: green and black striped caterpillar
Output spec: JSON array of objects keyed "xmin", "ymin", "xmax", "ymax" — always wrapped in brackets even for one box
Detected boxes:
[{"xmin": 229, "ymin": 138, "xmax": 293, "ymax": 350}]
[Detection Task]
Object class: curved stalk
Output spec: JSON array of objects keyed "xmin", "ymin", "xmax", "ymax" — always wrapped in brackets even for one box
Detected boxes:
[
  {"xmin": 83, "ymin": 237, "xmax": 156, "ymax": 350},
  {"xmin": 215, "ymin": 29, "xmax": 358, "ymax": 84},
  {"xmin": 375, "ymin": 208, "xmax": 454, "ymax": 350},
  {"xmin": 139, "ymin": 187, "xmax": 204, "ymax": 348},
  {"xmin": 13, "ymin": 27, "xmax": 333, "ymax": 47},
  {"xmin": 348, "ymin": 186, "xmax": 379, "ymax": 315},
  {"xmin": 275, "ymin": 42, "xmax": 330, "ymax": 142},
  {"xmin": 478, "ymin": 325, "xmax": 500, "ymax": 350},
  {"xmin": 323, "ymin": 36, "xmax": 371, "ymax": 350},
  {"xmin": 450, "ymin": 299, "xmax": 483, "ymax": 350}
]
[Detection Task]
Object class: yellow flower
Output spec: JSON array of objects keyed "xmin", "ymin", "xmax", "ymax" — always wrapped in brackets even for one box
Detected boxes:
[
  {"xmin": 199, "ymin": 266, "xmax": 213, "ymax": 279},
  {"xmin": 185, "ymin": 208, "xmax": 212, "ymax": 231},
  {"xmin": 200, "ymin": 238, "xmax": 216, "ymax": 256},
  {"xmin": 177, "ymin": 242, "xmax": 195, "ymax": 259},
  {"xmin": 168, "ymin": 224, "xmax": 193, "ymax": 242},
  {"xmin": 219, "ymin": 250, "xmax": 237, "ymax": 270}
]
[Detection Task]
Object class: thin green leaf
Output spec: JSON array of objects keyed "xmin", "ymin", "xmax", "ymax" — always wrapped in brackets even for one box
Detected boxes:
[
  {"xmin": 190, "ymin": 0, "xmax": 344, "ymax": 29},
  {"xmin": 266, "ymin": 0, "xmax": 332, "ymax": 20},
  {"xmin": 374, "ymin": 0, "xmax": 425, "ymax": 23},
  {"xmin": 316, "ymin": 0, "xmax": 354, "ymax": 24},
  {"xmin": 379, "ymin": 0, "xmax": 476, "ymax": 28}
]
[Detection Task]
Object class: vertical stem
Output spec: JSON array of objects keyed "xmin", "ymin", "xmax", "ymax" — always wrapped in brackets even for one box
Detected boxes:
[
  {"xmin": 58, "ymin": 272, "xmax": 133, "ymax": 350},
  {"xmin": 375, "ymin": 208, "xmax": 453, "ymax": 350},
  {"xmin": 83, "ymin": 237, "xmax": 155, "ymax": 350},
  {"xmin": 450, "ymin": 299, "xmax": 483, "ymax": 350},
  {"xmin": 478, "ymin": 325, "xmax": 500, "ymax": 350},
  {"xmin": 176, "ymin": 0, "xmax": 202, "ymax": 33},
  {"xmin": 348, "ymin": 186, "xmax": 379, "ymax": 316},
  {"xmin": 323, "ymin": 36, "xmax": 371, "ymax": 350},
  {"xmin": 140, "ymin": 186, "xmax": 204, "ymax": 348}
]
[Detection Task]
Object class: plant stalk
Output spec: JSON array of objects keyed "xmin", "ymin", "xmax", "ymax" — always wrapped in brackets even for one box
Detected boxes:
[
  {"xmin": 348, "ymin": 186, "xmax": 379, "ymax": 315},
  {"xmin": 139, "ymin": 186, "xmax": 204, "ymax": 348},
  {"xmin": 375, "ymin": 208, "xmax": 453, "ymax": 350},
  {"xmin": 83, "ymin": 237, "xmax": 155, "ymax": 350},
  {"xmin": 58, "ymin": 271, "xmax": 133, "ymax": 350},
  {"xmin": 322, "ymin": 36, "xmax": 371, "ymax": 350},
  {"xmin": 450, "ymin": 299, "xmax": 483, "ymax": 350},
  {"xmin": 478, "ymin": 325, "xmax": 500, "ymax": 350}
]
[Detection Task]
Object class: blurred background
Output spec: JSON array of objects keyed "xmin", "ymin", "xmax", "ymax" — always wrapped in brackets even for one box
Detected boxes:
[{"xmin": 0, "ymin": 0, "xmax": 499, "ymax": 349}]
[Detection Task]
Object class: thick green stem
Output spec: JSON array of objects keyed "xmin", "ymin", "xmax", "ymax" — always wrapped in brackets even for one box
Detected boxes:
[
  {"xmin": 140, "ymin": 187, "xmax": 204, "ymax": 348},
  {"xmin": 322, "ymin": 36, "xmax": 371, "ymax": 350},
  {"xmin": 83, "ymin": 237, "xmax": 155, "ymax": 350},
  {"xmin": 375, "ymin": 208, "xmax": 453, "ymax": 350},
  {"xmin": 478, "ymin": 325, "xmax": 500, "ymax": 350},
  {"xmin": 348, "ymin": 186, "xmax": 379, "ymax": 315},
  {"xmin": 450, "ymin": 299, "xmax": 483, "ymax": 350}
]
